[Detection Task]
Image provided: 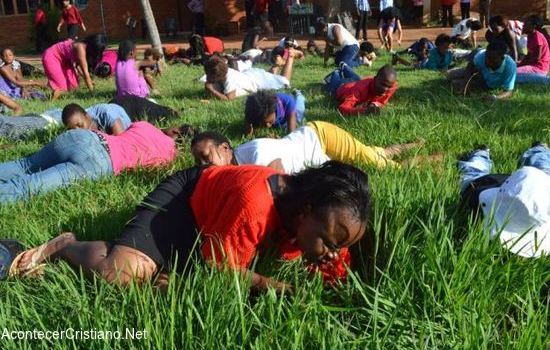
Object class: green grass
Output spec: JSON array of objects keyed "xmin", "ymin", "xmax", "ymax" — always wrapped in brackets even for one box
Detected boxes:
[{"xmin": 0, "ymin": 54, "xmax": 549, "ymax": 349}]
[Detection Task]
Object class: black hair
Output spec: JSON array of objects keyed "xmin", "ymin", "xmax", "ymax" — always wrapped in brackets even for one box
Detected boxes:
[
  {"xmin": 61, "ymin": 103, "xmax": 86, "ymax": 125},
  {"xmin": 270, "ymin": 46, "xmax": 285, "ymax": 64},
  {"xmin": 360, "ymin": 41, "xmax": 375, "ymax": 54},
  {"xmin": 376, "ymin": 64, "xmax": 397, "ymax": 80},
  {"xmin": 189, "ymin": 34, "xmax": 205, "ymax": 58},
  {"xmin": 283, "ymin": 36, "xmax": 297, "ymax": 48},
  {"xmin": 315, "ymin": 17, "xmax": 327, "ymax": 35},
  {"xmin": 117, "ymin": 39, "xmax": 135, "ymax": 61},
  {"xmin": 204, "ymin": 56, "xmax": 228, "ymax": 83},
  {"xmin": 488, "ymin": 15, "xmax": 506, "ymax": 28},
  {"xmin": 94, "ymin": 62, "xmax": 112, "ymax": 77},
  {"xmin": 418, "ymin": 37, "xmax": 430, "ymax": 47},
  {"xmin": 486, "ymin": 41, "xmax": 507, "ymax": 56},
  {"xmin": 467, "ymin": 19, "xmax": 483, "ymax": 31},
  {"xmin": 525, "ymin": 14, "xmax": 550, "ymax": 45},
  {"xmin": 190, "ymin": 131, "xmax": 232, "ymax": 149},
  {"xmin": 80, "ymin": 34, "xmax": 107, "ymax": 69},
  {"xmin": 244, "ymin": 90, "xmax": 278, "ymax": 128},
  {"xmin": 435, "ymin": 33, "xmax": 451, "ymax": 47},
  {"xmin": 279, "ymin": 160, "xmax": 371, "ymax": 224}
]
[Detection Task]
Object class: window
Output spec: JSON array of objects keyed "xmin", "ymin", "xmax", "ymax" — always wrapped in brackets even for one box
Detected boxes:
[
  {"xmin": 1, "ymin": 0, "xmax": 15, "ymax": 15},
  {"xmin": 74, "ymin": 0, "xmax": 87, "ymax": 10},
  {"xmin": 0, "ymin": 0, "xmax": 34, "ymax": 15},
  {"xmin": 16, "ymin": 0, "xmax": 28, "ymax": 13}
]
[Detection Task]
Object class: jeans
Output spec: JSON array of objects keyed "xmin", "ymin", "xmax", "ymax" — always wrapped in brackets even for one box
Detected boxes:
[
  {"xmin": 0, "ymin": 115, "xmax": 49, "ymax": 140},
  {"xmin": 335, "ymin": 44, "xmax": 360, "ymax": 68},
  {"xmin": 458, "ymin": 145, "xmax": 550, "ymax": 193},
  {"xmin": 460, "ymin": 3, "xmax": 470, "ymax": 20},
  {"xmin": 0, "ymin": 129, "xmax": 113, "ymax": 204},
  {"xmin": 324, "ymin": 63, "xmax": 361, "ymax": 97},
  {"xmin": 294, "ymin": 90, "xmax": 306, "ymax": 125}
]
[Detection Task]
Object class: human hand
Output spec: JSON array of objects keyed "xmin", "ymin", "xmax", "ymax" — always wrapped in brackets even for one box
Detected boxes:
[
  {"xmin": 56, "ymin": 26, "xmax": 61, "ymax": 32},
  {"xmin": 365, "ymin": 103, "xmax": 381, "ymax": 115},
  {"xmin": 483, "ymin": 94, "xmax": 498, "ymax": 102}
]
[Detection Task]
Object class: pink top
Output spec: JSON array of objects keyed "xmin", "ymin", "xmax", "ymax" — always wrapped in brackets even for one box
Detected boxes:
[
  {"xmin": 527, "ymin": 30, "xmax": 550, "ymax": 73},
  {"xmin": 115, "ymin": 58, "xmax": 150, "ymax": 98},
  {"xmin": 101, "ymin": 121, "xmax": 177, "ymax": 175},
  {"xmin": 47, "ymin": 39, "xmax": 76, "ymax": 65},
  {"xmin": 97, "ymin": 50, "xmax": 118, "ymax": 75}
]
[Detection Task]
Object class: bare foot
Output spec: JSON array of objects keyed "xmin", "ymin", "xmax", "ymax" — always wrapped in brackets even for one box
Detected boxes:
[
  {"xmin": 11, "ymin": 232, "xmax": 76, "ymax": 277},
  {"xmin": 13, "ymin": 105, "xmax": 23, "ymax": 116},
  {"xmin": 384, "ymin": 139, "xmax": 425, "ymax": 158},
  {"xmin": 52, "ymin": 89, "xmax": 62, "ymax": 101}
]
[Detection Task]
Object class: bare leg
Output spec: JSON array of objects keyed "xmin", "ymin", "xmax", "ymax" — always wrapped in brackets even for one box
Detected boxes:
[
  {"xmin": 143, "ymin": 70, "xmax": 156, "ymax": 90},
  {"xmin": 384, "ymin": 139, "xmax": 425, "ymax": 158},
  {"xmin": 280, "ymin": 51, "xmax": 296, "ymax": 83},
  {"xmin": 400, "ymin": 153, "xmax": 444, "ymax": 168},
  {"xmin": 0, "ymin": 94, "xmax": 22, "ymax": 115}
]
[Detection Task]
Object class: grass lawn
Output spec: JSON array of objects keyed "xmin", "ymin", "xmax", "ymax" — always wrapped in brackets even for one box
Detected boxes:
[{"xmin": 0, "ymin": 54, "xmax": 548, "ymax": 349}]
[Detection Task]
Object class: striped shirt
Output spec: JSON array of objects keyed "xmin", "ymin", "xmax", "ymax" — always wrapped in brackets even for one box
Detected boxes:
[{"xmin": 355, "ymin": 0, "xmax": 370, "ymax": 12}]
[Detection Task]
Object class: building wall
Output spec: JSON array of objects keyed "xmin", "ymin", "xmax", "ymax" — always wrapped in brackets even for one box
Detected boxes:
[{"xmin": 429, "ymin": 0, "xmax": 547, "ymax": 20}]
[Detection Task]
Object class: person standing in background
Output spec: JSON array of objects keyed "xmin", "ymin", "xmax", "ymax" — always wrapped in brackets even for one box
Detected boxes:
[
  {"xmin": 188, "ymin": 0, "xmax": 205, "ymax": 36},
  {"xmin": 413, "ymin": 0, "xmax": 424, "ymax": 27},
  {"xmin": 441, "ymin": 0, "xmax": 456, "ymax": 28},
  {"xmin": 379, "ymin": 0, "xmax": 393, "ymax": 11},
  {"xmin": 34, "ymin": 4, "xmax": 49, "ymax": 53},
  {"xmin": 355, "ymin": 0, "xmax": 370, "ymax": 41},
  {"xmin": 57, "ymin": 0, "xmax": 86, "ymax": 40},
  {"xmin": 460, "ymin": 0, "xmax": 470, "ymax": 20},
  {"xmin": 479, "ymin": 0, "xmax": 491, "ymax": 28}
]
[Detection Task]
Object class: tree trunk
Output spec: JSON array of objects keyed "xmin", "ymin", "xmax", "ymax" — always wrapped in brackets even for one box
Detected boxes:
[{"xmin": 139, "ymin": 0, "xmax": 162, "ymax": 52}]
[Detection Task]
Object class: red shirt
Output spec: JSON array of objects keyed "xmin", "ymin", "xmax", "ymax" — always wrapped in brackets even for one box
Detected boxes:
[
  {"xmin": 62, "ymin": 6, "xmax": 83, "ymax": 25},
  {"xmin": 34, "ymin": 9, "xmax": 47, "ymax": 26},
  {"xmin": 190, "ymin": 165, "xmax": 351, "ymax": 282},
  {"xmin": 255, "ymin": 0, "xmax": 268, "ymax": 13},
  {"xmin": 335, "ymin": 77, "xmax": 397, "ymax": 115}
]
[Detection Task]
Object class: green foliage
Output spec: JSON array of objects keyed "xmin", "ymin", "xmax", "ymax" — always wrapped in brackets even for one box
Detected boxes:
[{"xmin": 0, "ymin": 54, "xmax": 548, "ymax": 349}]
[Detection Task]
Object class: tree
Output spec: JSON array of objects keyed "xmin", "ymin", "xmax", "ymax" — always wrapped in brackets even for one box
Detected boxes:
[{"xmin": 139, "ymin": 0, "xmax": 162, "ymax": 52}]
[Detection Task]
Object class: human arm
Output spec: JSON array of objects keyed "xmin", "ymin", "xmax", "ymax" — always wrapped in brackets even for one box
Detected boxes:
[
  {"xmin": 396, "ymin": 20, "xmax": 403, "ymax": 46},
  {"xmin": 472, "ymin": 31, "xmax": 477, "ymax": 47},
  {"xmin": 57, "ymin": 16, "xmax": 64, "ymax": 32},
  {"xmin": 109, "ymin": 119, "xmax": 125, "ymax": 135},
  {"xmin": 74, "ymin": 43, "xmax": 94, "ymax": 90},
  {"xmin": 519, "ymin": 45, "xmax": 542, "ymax": 67},
  {"xmin": 204, "ymin": 82, "xmax": 236, "ymax": 100},
  {"xmin": 377, "ymin": 20, "xmax": 385, "ymax": 46},
  {"xmin": 323, "ymin": 40, "xmax": 331, "ymax": 66},
  {"xmin": 0, "ymin": 66, "xmax": 46, "ymax": 88},
  {"xmin": 286, "ymin": 112, "xmax": 297, "ymax": 132},
  {"xmin": 241, "ymin": 268, "xmax": 293, "ymax": 293},
  {"xmin": 507, "ymin": 30, "xmax": 519, "ymax": 62},
  {"xmin": 266, "ymin": 158, "xmax": 285, "ymax": 172}
]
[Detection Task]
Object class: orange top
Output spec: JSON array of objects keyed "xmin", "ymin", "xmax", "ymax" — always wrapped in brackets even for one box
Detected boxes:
[
  {"xmin": 335, "ymin": 77, "xmax": 397, "ymax": 115},
  {"xmin": 190, "ymin": 165, "xmax": 351, "ymax": 283}
]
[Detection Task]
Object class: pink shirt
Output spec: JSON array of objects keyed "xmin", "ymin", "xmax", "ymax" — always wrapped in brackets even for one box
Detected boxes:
[
  {"xmin": 527, "ymin": 30, "xmax": 550, "ymax": 73},
  {"xmin": 97, "ymin": 50, "xmax": 118, "ymax": 75},
  {"xmin": 115, "ymin": 58, "xmax": 150, "ymax": 98},
  {"xmin": 101, "ymin": 121, "xmax": 177, "ymax": 175}
]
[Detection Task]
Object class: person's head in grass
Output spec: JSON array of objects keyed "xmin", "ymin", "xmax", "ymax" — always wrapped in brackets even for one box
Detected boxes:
[
  {"xmin": 435, "ymin": 34, "xmax": 452, "ymax": 56},
  {"xmin": 190, "ymin": 131, "xmax": 235, "ymax": 166},
  {"xmin": 144, "ymin": 48, "xmax": 162, "ymax": 62},
  {"xmin": 62, "ymin": 103, "xmax": 97, "ymax": 131},
  {"xmin": 244, "ymin": 90, "xmax": 280, "ymax": 131},
  {"xmin": 466, "ymin": 19, "xmax": 483, "ymax": 31},
  {"xmin": 315, "ymin": 18, "xmax": 328, "ymax": 37},
  {"xmin": 485, "ymin": 41, "xmax": 508, "ymax": 71},
  {"xmin": 161, "ymin": 124, "xmax": 198, "ymax": 144},
  {"xmin": 270, "ymin": 46, "xmax": 286, "ymax": 67},
  {"xmin": 488, "ymin": 15, "xmax": 507, "ymax": 34},
  {"xmin": 204, "ymin": 56, "xmax": 228, "ymax": 84},
  {"xmin": 94, "ymin": 62, "xmax": 111, "ymax": 78},
  {"xmin": 374, "ymin": 65, "xmax": 397, "ymax": 96},
  {"xmin": 359, "ymin": 41, "xmax": 375, "ymax": 57},
  {"xmin": 118, "ymin": 40, "xmax": 136, "ymax": 62}
]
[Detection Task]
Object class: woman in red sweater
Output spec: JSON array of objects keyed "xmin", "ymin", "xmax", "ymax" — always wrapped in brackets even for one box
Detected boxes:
[
  {"xmin": 57, "ymin": 0, "xmax": 86, "ymax": 39},
  {"xmin": 8, "ymin": 162, "xmax": 372, "ymax": 292}
]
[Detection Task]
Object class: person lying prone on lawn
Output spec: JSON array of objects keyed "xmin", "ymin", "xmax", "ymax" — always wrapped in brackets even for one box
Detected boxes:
[
  {"xmin": 0, "ymin": 121, "xmax": 192, "ymax": 204},
  {"xmin": 324, "ymin": 63, "xmax": 398, "ymax": 116},
  {"xmin": 7, "ymin": 161, "xmax": 373, "ymax": 293},
  {"xmin": 190, "ymin": 121, "xmax": 424, "ymax": 172}
]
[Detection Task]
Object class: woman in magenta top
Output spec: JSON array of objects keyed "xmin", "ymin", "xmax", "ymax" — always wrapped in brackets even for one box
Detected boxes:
[
  {"xmin": 42, "ymin": 34, "xmax": 106, "ymax": 99},
  {"xmin": 0, "ymin": 120, "xmax": 190, "ymax": 204},
  {"xmin": 115, "ymin": 40, "xmax": 151, "ymax": 98},
  {"xmin": 95, "ymin": 49, "xmax": 118, "ymax": 77},
  {"xmin": 517, "ymin": 15, "xmax": 550, "ymax": 76}
]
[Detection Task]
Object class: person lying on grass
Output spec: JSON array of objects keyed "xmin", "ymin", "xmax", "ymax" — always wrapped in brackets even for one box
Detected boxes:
[
  {"xmin": 457, "ymin": 142, "xmax": 549, "ymax": 257},
  {"xmin": 190, "ymin": 121, "xmax": 424, "ymax": 172},
  {"xmin": 8, "ymin": 161, "xmax": 372, "ymax": 293},
  {"xmin": 0, "ymin": 121, "xmax": 191, "ymax": 204},
  {"xmin": 204, "ymin": 49, "xmax": 298, "ymax": 101},
  {"xmin": 324, "ymin": 63, "xmax": 397, "ymax": 116},
  {"xmin": 447, "ymin": 41, "xmax": 516, "ymax": 100},
  {"xmin": 244, "ymin": 90, "xmax": 305, "ymax": 134},
  {"xmin": 62, "ymin": 103, "xmax": 132, "ymax": 136},
  {"xmin": 392, "ymin": 34, "xmax": 454, "ymax": 71}
]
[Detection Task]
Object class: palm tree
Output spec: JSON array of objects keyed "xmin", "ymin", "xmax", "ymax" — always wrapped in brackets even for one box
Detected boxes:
[{"xmin": 139, "ymin": 0, "xmax": 162, "ymax": 51}]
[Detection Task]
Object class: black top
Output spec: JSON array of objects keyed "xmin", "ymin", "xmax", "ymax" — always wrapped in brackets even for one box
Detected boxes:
[{"xmin": 379, "ymin": 7, "xmax": 401, "ymax": 22}]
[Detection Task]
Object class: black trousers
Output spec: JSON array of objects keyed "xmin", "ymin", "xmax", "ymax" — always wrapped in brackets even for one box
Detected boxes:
[
  {"xmin": 356, "ymin": 11, "xmax": 368, "ymax": 40},
  {"xmin": 194, "ymin": 12, "xmax": 205, "ymax": 36},
  {"xmin": 110, "ymin": 95, "xmax": 180, "ymax": 123},
  {"xmin": 35, "ymin": 24, "xmax": 49, "ymax": 53},
  {"xmin": 67, "ymin": 24, "xmax": 79, "ymax": 39},
  {"xmin": 460, "ymin": 3, "xmax": 470, "ymax": 20},
  {"xmin": 442, "ymin": 5, "xmax": 453, "ymax": 27}
]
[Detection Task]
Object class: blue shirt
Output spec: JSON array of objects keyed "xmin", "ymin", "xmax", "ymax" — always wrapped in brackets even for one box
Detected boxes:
[
  {"xmin": 409, "ymin": 40, "xmax": 435, "ymax": 61},
  {"xmin": 473, "ymin": 51, "xmax": 517, "ymax": 91},
  {"xmin": 355, "ymin": 0, "xmax": 370, "ymax": 11},
  {"xmin": 86, "ymin": 103, "xmax": 132, "ymax": 132},
  {"xmin": 274, "ymin": 93, "xmax": 297, "ymax": 129},
  {"xmin": 422, "ymin": 48, "xmax": 453, "ymax": 70}
]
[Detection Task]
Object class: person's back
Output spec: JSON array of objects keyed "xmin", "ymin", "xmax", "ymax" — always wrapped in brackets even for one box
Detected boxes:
[
  {"xmin": 327, "ymin": 23, "xmax": 359, "ymax": 48},
  {"xmin": 528, "ymin": 30, "xmax": 550, "ymax": 72},
  {"xmin": 86, "ymin": 103, "xmax": 132, "ymax": 132},
  {"xmin": 44, "ymin": 39, "xmax": 74, "ymax": 62},
  {"xmin": 115, "ymin": 58, "xmax": 149, "ymax": 98},
  {"xmin": 474, "ymin": 50, "xmax": 516, "ymax": 90},
  {"xmin": 101, "ymin": 121, "xmax": 176, "ymax": 174}
]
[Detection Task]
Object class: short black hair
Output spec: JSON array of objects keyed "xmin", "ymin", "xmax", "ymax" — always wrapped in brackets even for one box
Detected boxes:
[
  {"xmin": 360, "ymin": 41, "xmax": 375, "ymax": 54},
  {"xmin": 467, "ymin": 19, "xmax": 483, "ymax": 31},
  {"xmin": 488, "ymin": 15, "xmax": 506, "ymax": 28},
  {"xmin": 244, "ymin": 90, "xmax": 278, "ymax": 128},
  {"xmin": 204, "ymin": 56, "xmax": 228, "ymax": 83},
  {"xmin": 94, "ymin": 62, "xmax": 112, "ymax": 77},
  {"xmin": 435, "ymin": 34, "xmax": 451, "ymax": 47},
  {"xmin": 61, "ymin": 103, "xmax": 86, "ymax": 125},
  {"xmin": 80, "ymin": 34, "xmax": 107, "ymax": 68},
  {"xmin": 118, "ymin": 39, "xmax": 135, "ymax": 61},
  {"xmin": 190, "ymin": 131, "xmax": 232, "ymax": 149},
  {"xmin": 487, "ymin": 41, "xmax": 507, "ymax": 56},
  {"xmin": 376, "ymin": 64, "xmax": 397, "ymax": 81},
  {"xmin": 271, "ymin": 46, "xmax": 285, "ymax": 64}
]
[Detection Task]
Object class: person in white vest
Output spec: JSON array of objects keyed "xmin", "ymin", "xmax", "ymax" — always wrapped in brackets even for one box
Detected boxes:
[{"xmin": 316, "ymin": 18, "xmax": 361, "ymax": 67}]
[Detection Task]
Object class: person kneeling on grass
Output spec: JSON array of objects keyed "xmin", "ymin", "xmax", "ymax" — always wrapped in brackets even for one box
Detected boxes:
[
  {"xmin": 457, "ymin": 142, "xmax": 549, "ymax": 257},
  {"xmin": 451, "ymin": 18, "xmax": 482, "ymax": 49},
  {"xmin": 6, "ymin": 161, "xmax": 373, "ymax": 293},
  {"xmin": 377, "ymin": 7, "xmax": 403, "ymax": 53},
  {"xmin": 316, "ymin": 18, "xmax": 361, "ymax": 68},
  {"xmin": 324, "ymin": 63, "xmax": 397, "ymax": 116},
  {"xmin": 0, "ymin": 121, "xmax": 190, "ymax": 204},
  {"xmin": 204, "ymin": 49, "xmax": 297, "ymax": 101},
  {"xmin": 190, "ymin": 121, "xmax": 424, "ymax": 172},
  {"xmin": 447, "ymin": 41, "xmax": 516, "ymax": 100},
  {"xmin": 244, "ymin": 90, "xmax": 305, "ymax": 134},
  {"xmin": 393, "ymin": 34, "xmax": 453, "ymax": 71}
]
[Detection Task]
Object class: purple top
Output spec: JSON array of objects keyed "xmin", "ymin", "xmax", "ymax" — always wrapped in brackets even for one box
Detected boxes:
[{"xmin": 115, "ymin": 59, "xmax": 149, "ymax": 98}]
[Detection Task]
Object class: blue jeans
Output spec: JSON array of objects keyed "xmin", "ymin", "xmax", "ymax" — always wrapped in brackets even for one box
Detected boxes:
[
  {"xmin": 458, "ymin": 144, "xmax": 550, "ymax": 193},
  {"xmin": 335, "ymin": 44, "xmax": 360, "ymax": 68},
  {"xmin": 0, "ymin": 115, "xmax": 49, "ymax": 140},
  {"xmin": 324, "ymin": 63, "xmax": 361, "ymax": 97},
  {"xmin": 516, "ymin": 73, "xmax": 550, "ymax": 85},
  {"xmin": 294, "ymin": 90, "xmax": 306, "ymax": 125},
  {"xmin": 0, "ymin": 129, "xmax": 113, "ymax": 204}
]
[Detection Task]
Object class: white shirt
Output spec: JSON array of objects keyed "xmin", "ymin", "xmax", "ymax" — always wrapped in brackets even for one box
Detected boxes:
[
  {"xmin": 234, "ymin": 125, "xmax": 330, "ymax": 174},
  {"xmin": 451, "ymin": 18, "xmax": 474, "ymax": 38},
  {"xmin": 224, "ymin": 68, "xmax": 289, "ymax": 97},
  {"xmin": 327, "ymin": 23, "xmax": 359, "ymax": 48},
  {"xmin": 379, "ymin": 0, "xmax": 393, "ymax": 10}
]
